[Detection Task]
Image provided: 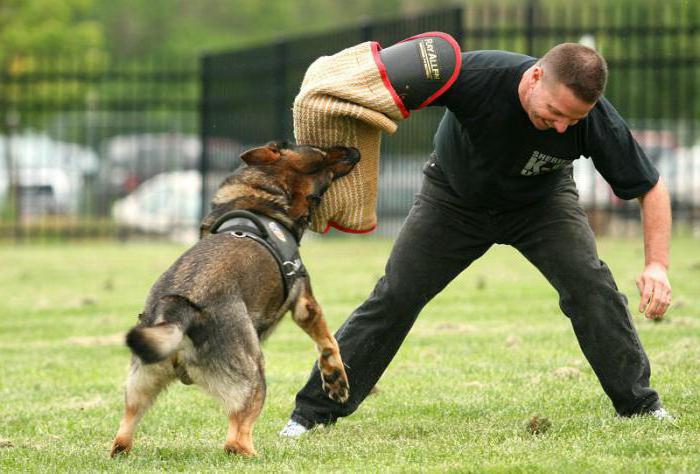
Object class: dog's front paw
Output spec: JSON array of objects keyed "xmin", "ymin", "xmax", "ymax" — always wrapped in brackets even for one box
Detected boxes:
[
  {"xmin": 110, "ymin": 438, "xmax": 132, "ymax": 458},
  {"xmin": 321, "ymin": 367, "xmax": 349, "ymax": 403},
  {"xmin": 224, "ymin": 441, "xmax": 257, "ymax": 457}
]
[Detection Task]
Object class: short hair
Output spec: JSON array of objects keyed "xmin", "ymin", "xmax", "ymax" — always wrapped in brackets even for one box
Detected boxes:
[{"xmin": 539, "ymin": 43, "xmax": 608, "ymax": 103}]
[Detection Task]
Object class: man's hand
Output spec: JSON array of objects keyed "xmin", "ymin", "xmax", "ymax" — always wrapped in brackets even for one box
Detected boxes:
[
  {"xmin": 635, "ymin": 263, "xmax": 672, "ymax": 319},
  {"xmin": 636, "ymin": 179, "xmax": 672, "ymax": 320}
]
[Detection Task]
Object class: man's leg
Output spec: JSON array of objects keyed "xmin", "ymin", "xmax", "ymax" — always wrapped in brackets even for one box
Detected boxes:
[
  {"xmin": 507, "ymin": 181, "xmax": 660, "ymax": 416},
  {"xmin": 289, "ymin": 181, "xmax": 493, "ymax": 429}
]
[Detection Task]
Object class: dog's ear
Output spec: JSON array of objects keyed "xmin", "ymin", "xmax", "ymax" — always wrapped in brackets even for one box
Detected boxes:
[{"xmin": 240, "ymin": 145, "xmax": 280, "ymax": 166}]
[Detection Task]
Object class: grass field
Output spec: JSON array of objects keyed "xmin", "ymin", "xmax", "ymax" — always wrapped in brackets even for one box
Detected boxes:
[{"xmin": 0, "ymin": 236, "xmax": 698, "ymax": 473}]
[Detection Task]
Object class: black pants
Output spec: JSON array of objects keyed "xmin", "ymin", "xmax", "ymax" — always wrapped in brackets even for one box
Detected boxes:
[{"xmin": 291, "ymin": 172, "xmax": 660, "ymax": 427}]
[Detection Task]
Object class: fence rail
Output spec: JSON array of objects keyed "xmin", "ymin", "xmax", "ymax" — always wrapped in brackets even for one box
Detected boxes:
[
  {"xmin": 0, "ymin": 60, "xmax": 199, "ymax": 242},
  {"xmin": 200, "ymin": 8, "xmax": 465, "ymax": 235},
  {"xmin": 202, "ymin": 2, "xmax": 700, "ymax": 236},
  {"xmin": 1, "ymin": 2, "xmax": 699, "ymax": 241}
]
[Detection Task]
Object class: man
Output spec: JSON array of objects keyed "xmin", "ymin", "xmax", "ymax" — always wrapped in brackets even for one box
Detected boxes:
[{"xmin": 281, "ymin": 43, "xmax": 673, "ymax": 437}]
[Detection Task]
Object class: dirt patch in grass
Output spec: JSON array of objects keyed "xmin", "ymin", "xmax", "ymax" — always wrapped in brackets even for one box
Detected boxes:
[
  {"xmin": 414, "ymin": 322, "xmax": 479, "ymax": 336},
  {"xmin": 552, "ymin": 367, "xmax": 581, "ymax": 379},
  {"xmin": 65, "ymin": 395, "xmax": 105, "ymax": 410}
]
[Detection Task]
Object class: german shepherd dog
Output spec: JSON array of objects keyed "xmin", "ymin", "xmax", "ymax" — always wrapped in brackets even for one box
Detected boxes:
[{"xmin": 110, "ymin": 142, "xmax": 358, "ymax": 457}]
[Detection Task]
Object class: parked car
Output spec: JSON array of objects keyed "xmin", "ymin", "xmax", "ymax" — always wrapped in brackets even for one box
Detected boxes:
[
  {"xmin": 656, "ymin": 144, "xmax": 700, "ymax": 209},
  {"xmin": 111, "ymin": 170, "xmax": 202, "ymax": 242},
  {"xmin": 377, "ymin": 155, "xmax": 426, "ymax": 216},
  {"xmin": 0, "ymin": 132, "xmax": 98, "ymax": 215},
  {"xmin": 572, "ymin": 157, "xmax": 618, "ymax": 208},
  {"xmin": 574, "ymin": 147, "xmax": 700, "ymax": 213},
  {"xmin": 99, "ymin": 133, "xmax": 201, "ymax": 198},
  {"xmin": 630, "ymin": 129, "xmax": 679, "ymax": 164}
]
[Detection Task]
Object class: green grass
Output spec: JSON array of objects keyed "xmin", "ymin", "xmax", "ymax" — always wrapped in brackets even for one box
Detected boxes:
[{"xmin": 0, "ymin": 236, "xmax": 699, "ymax": 473}]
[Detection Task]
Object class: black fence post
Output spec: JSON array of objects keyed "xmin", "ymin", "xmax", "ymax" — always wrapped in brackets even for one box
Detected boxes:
[
  {"xmin": 452, "ymin": 7, "xmax": 465, "ymax": 48},
  {"xmin": 688, "ymin": 3, "xmax": 697, "ymax": 230},
  {"xmin": 526, "ymin": 0, "xmax": 537, "ymax": 56},
  {"xmin": 199, "ymin": 55, "xmax": 211, "ymax": 224},
  {"xmin": 3, "ymin": 104, "xmax": 21, "ymax": 243},
  {"xmin": 275, "ymin": 39, "xmax": 290, "ymax": 141},
  {"xmin": 361, "ymin": 22, "xmax": 373, "ymax": 42}
]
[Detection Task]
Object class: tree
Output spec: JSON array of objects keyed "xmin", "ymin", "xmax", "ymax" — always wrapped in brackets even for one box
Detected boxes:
[
  {"xmin": 0, "ymin": 0, "xmax": 106, "ymax": 70},
  {"xmin": 92, "ymin": 0, "xmax": 407, "ymax": 60}
]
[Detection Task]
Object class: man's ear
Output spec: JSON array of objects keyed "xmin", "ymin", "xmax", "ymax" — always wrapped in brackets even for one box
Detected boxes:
[
  {"xmin": 240, "ymin": 145, "xmax": 280, "ymax": 166},
  {"xmin": 532, "ymin": 65, "xmax": 544, "ymax": 83}
]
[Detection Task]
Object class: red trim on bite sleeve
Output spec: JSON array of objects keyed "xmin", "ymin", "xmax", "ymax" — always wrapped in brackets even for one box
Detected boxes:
[
  {"xmin": 398, "ymin": 32, "xmax": 462, "ymax": 110},
  {"xmin": 371, "ymin": 41, "xmax": 411, "ymax": 119},
  {"xmin": 326, "ymin": 220, "xmax": 377, "ymax": 234}
]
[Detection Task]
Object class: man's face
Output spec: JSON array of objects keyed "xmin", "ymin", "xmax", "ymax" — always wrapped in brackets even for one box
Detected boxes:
[{"xmin": 524, "ymin": 67, "xmax": 595, "ymax": 134}]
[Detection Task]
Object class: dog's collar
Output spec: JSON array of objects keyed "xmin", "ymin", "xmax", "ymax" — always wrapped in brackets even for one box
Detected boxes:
[{"xmin": 210, "ymin": 210, "xmax": 306, "ymax": 298}]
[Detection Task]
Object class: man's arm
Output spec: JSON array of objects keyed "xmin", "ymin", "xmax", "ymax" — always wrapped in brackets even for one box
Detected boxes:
[{"xmin": 636, "ymin": 178, "xmax": 672, "ymax": 319}]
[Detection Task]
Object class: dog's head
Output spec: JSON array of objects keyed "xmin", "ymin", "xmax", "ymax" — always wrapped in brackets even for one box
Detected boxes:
[
  {"xmin": 240, "ymin": 141, "xmax": 359, "ymax": 193},
  {"xmin": 201, "ymin": 141, "xmax": 360, "ymax": 239}
]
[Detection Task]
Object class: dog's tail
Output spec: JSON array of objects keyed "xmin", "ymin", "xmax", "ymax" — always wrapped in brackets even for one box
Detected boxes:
[{"xmin": 126, "ymin": 294, "xmax": 200, "ymax": 364}]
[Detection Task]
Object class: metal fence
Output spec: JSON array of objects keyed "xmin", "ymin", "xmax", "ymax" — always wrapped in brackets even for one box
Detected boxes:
[
  {"xmin": 202, "ymin": 1, "xmax": 700, "ymax": 237},
  {"xmin": 1, "ymin": 2, "xmax": 699, "ymax": 241},
  {"xmin": 200, "ymin": 7, "xmax": 465, "ymax": 236},
  {"xmin": 0, "ymin": 59, "xmax": 199, "ymax": 242},
  {"xmin": 459, "ymin": 0, "xmax": 700, "ymax": 235}
]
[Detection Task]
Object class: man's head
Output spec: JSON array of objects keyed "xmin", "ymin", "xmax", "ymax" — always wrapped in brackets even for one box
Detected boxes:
[{"xmin": 519, "ymin": 43, "xmax": 608, "ymax": 133}]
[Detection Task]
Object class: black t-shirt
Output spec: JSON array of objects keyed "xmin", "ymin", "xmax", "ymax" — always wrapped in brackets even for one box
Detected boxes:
[{"xmin": 428, "ymin": 50, "xmax": 659, "ymax": 210}]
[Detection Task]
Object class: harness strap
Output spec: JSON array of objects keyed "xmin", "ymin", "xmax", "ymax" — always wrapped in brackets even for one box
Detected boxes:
[{"xmin": 210, "ymin": 210, "xmax": 306, "ymax": 298}]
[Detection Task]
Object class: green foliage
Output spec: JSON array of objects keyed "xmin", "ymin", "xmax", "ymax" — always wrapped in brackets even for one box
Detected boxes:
[
  {"xmin": 0, "ymin": 0, "xmax": 417, "ymax": 66},
  {"xmin": 1, "ymin": 1, "xmax": 699, "ymax": 142},
  {"xmin": 91, "ymin": 0, "xmax": 409, "ymax": 60},
  {"xmin": 0, "ymin": 0, "xmax": 107, "ymax": 69},
  {"xmin": 0, "ymin": 237, "xmax": 698, "ymax": 471}
]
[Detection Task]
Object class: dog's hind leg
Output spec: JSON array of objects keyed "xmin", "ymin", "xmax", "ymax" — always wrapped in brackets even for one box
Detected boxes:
[
  {"xmin": 110, "ymin": 359, "xmax": 174, "ymax": 457},
  {"xmin": 224, "ymin": 384, "xmax": 265, "ymax": 456},
  {"xmin": 291, "ymin": 279, "xmax": 350, "ymax": 403}
]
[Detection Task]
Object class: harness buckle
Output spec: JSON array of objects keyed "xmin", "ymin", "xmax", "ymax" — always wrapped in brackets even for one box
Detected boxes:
[{"xmin": 282, "ymin": 260, "xmax": 301, "ymax": 277}]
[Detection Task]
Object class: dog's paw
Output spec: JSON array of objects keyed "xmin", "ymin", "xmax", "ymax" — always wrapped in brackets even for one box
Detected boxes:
[
  {"xmin": 109, "ymin": 439, "xmax": 132, "ymax": 458},
  {"xmin": 321, "ymin": 368, "xmax": 349, "ymax": 403},
  {"xmin": 224, "ymin": 441, "xmax": 257, "ymax": 456}
]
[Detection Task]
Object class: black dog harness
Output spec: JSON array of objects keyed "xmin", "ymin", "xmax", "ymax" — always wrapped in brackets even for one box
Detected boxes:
[{"xmin": 210, "ymin": 210, "xmax": 307, "ymax": 298}]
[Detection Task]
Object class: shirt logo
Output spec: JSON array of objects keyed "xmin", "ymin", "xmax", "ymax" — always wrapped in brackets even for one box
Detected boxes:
[{"xmin": 521, "ymin": 151, "xmax": 570, "ymax": 176}]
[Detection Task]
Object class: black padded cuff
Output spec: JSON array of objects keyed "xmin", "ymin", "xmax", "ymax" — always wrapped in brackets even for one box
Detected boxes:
[{"xmin": 376, "ymin": 32, "xmax": 461, "ymax": 111}]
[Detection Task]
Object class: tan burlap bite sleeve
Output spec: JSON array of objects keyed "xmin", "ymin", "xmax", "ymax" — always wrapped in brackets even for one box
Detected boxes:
[{"xmin": 293, "ymin": 41, "xmax": 406, "ymax": 233}]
